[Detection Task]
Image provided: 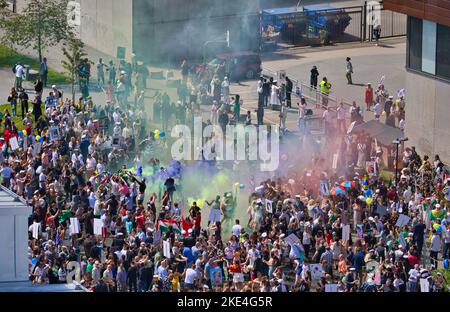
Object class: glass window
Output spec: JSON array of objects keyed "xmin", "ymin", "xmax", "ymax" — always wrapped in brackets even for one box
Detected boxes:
[
  {"xmin": 407, "ymin": 17, "xmax": 422, "ymax": 71},
  {"xmin": 436, "ymin": 24, "xmax": 450, "ymax": 80},
  {"xmin": 422, "ymin": 20, "xmax": 437, "ymax": 75}
]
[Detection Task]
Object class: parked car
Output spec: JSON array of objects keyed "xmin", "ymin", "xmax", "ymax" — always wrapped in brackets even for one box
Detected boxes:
[{"xmin": 207, "ymin": 51, "xmax": 262, "ymax": 81}]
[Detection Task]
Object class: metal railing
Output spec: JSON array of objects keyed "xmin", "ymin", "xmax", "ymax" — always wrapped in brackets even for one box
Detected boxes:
[{"xmin": 262, "ymin": 67, "xmax": 353, "ymax": 115}]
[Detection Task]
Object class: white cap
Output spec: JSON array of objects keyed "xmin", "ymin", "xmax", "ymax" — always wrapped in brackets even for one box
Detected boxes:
[
  {"xmin": 188, "ymin": 228, "xmax": 193, "ymax": 234},
  {"xmin": 261, "ymin": 232, "xmax": 267, "ymax": 238}
]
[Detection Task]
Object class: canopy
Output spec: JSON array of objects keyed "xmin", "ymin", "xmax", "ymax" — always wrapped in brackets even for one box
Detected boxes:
[{"xmin": 349, "ymin": 120, "xmax": 404, "ymax": 146}]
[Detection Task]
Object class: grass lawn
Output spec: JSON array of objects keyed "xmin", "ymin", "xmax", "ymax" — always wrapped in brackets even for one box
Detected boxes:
[
  {"xmin": 0, "ymin": 44, "xmax": 69, "ymax": 84},
  {"xmin": 0, "ymin": 102, "xmax": 44, "ymax": 134}
]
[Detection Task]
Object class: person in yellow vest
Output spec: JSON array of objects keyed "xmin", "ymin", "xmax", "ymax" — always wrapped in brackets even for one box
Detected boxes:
[{"xmin": 319, "ymin": 77, "xmax": 331, "ymax": 108}]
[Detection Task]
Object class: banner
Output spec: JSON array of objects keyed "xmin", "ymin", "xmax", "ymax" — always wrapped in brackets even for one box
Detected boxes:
[
  {"xmin": 93, "ymin": 218, "xmax": 103, "ymax": 236},
  {"xmin": 69, "ymin": 217, "xmax": 80, "ymax": 235},
  {"xmin": 163, "ymin": 240, "xmax": 171, "ymax": 258},
  {"xmin": 31, "ymin": 222, "xmax": 40, "ymax": 239},
  {"xmin": 9, "ymin": 137, "xmax": 19, "ymax": 151},
  {"xmin": 320, "ymin": 180, "xmax": 329, "ymax": 196},
  {"xmin": 396, "ymin": 214, "xmax": 411, "ymax": 228},
  {"xmin": 310, "ymin": 264, "xmax": 323, "ymax": 280}
]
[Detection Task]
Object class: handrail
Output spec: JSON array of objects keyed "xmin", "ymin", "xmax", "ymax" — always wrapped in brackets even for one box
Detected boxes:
[{"xmin": 261, "ymin": 67, "xmax": 354, "ymax": 112}]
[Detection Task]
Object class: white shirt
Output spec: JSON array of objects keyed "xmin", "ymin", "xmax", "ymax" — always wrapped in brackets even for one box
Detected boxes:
[
  {"xmin": 257, "ymin": 80, "xmax": 263, "ymax": 94},
  {"xmin": 431, "ymin": 234, "xmax": 441, "ymax": 252},
  {"xmin": 15, "ymin": 64, "xmax": 24, "ymax": 78},
  {"xmin": 322, "ymin": 110, "xmax": 331, "ymax": 123},
  {"xmin": 374, "ymin": 103, "xmax": 382, "ymax": 116},
  {"xmin": 184, "ymin": 268, "xmax": 198, "ymax": 284},
  {"xmin": 231, "ymin": 224, "xmax": 242, "ymax": 237}
]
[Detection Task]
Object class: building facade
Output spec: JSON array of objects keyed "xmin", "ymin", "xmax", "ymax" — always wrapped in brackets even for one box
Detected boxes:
[
  {"xmin": 73, "ymin": 0, "xmax": 260, "ymax": 63},
  {"xmin": 384, "ymin": 0, "xmax": 450, "ymax": 162}
]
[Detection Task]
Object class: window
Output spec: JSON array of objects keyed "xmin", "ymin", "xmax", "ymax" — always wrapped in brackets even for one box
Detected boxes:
[
  {"xmin": 422, "ymin": 20, "xmax": 436, "ymax": 75},
  {"xmin": 436, "ymin": 24, "xmax": 450, "ymax": 80},
  {"xmin": 407, "ymin": 17, "xmax": 450, "ymax": 82},
  {"xmin": 407, "ymin": 16, "xmax": 422, "ymax": 71}
]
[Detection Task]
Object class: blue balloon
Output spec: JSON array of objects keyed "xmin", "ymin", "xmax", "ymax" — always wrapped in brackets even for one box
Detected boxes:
[
  {"xmin": 365, "ymin": 189, "xmax": 373, "ymax": 197},
  {"xmin": 18, "ymin": 130, "xmax": 23, "ymax": 136},
  {"xmin": 38, "ymin": 137, "xmax": 44, "ymax": 143},
  {"xmin": 444, "ymin": 259, "xmax": 449, "ymax": 270},
  {"xmin": 240, "ymin": 183, "xmax": 245, "ymax": 189},
  {"xmin": 159, "ymin": 131, "xmax": 166, "ymax": 138}
]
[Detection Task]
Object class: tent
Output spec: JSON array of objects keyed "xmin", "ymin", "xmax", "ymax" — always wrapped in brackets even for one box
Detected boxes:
[{"xmin": 349, "ymin": 120, "xmax": 404, "ymax": 147}]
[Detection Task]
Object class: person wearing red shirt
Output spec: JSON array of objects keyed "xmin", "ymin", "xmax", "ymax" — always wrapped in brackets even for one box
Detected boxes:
[{"xmin": 365, "ymin": 83, "xmax": 374, "ymax": 111}]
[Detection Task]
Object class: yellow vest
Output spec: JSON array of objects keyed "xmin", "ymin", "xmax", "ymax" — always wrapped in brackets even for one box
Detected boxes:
[{"xmin": 320, "ymin": 81, "xmax": 331, "ymax": 94}]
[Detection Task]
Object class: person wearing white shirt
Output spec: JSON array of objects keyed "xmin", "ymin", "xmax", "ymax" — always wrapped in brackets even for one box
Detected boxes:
[
  {"xmin": 399, "ymin": 118, "xmax": 405, "ymax": 131},
  {"xmin": 231, "ymin": 219, "xmax": 243, "ymax": 237},
  {"xmin": 336, "ymin": 102, "xmax": 346, "ymax": 133},
  {"xmin": 374, "ymin": 102, "xmax": 382, "ymax": 119},
  {"xmin": 430, "ymin": 232, "xmax": 441, "ymax": 269},
  {"xmin": 113, "ymin": 108, "xmax": 122, "ymax": 124},
  {"xmin": 322, "ymin": 107, "xmax": 332, "ymax": 135},
  {"xmin": 184, "ymin": 264, "xmax": 198, "ymax": 289},
  {"xmin": 122, "ymin": 124, "xmax": 133, "ymax": 139},
  {"xmin": 15, "ymin": 63, "xmax": 24, "ymax": 90}
]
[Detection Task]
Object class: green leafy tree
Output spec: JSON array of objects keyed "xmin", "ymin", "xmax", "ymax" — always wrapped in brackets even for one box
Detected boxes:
[
  {"xmin": 1, "ymin": 0, "xmax": 72, "ymax": 62},
  {"xmin": 61, "ymin": 34, "xmax": 86, "ymax": 103}
]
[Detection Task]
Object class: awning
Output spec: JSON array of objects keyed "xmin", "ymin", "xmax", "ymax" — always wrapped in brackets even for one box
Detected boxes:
[{"xmin": 349, "ymin": 119, "xmax": 404, "ymax": 146}]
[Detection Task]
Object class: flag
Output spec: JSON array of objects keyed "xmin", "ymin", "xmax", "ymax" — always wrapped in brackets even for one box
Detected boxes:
[
  {"xmin": 157, "ymin": 219, "xmax": 181, "ymax": 234},
  {"xmin": 59, "ymin": 210, "xmax": 73, "ymax": 223},
  {"xmin": 55, "ymin": 231, "xmax": 62, "ymax": 246}
]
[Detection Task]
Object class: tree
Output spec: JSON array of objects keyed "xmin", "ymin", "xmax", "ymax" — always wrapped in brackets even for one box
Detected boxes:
[
  {"xmin": 1, "ymin": 0, "xmax": 72, "ymax": 62},
  {"xmin": 61, "ymin": 34, "xmax": 86, "ymax": 103}
]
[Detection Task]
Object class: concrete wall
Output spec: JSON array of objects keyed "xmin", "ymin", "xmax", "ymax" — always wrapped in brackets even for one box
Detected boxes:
[
  {"xmin": 78, "ymin": 0, "xmax": 133, "ymax": 61},
  {"xmin": 133, "ymin": 0, "xmax": 261, "ymax": 63},
  {"xmin": 404, "ymin": 70, "xmax": 450, "ymax": 163}
]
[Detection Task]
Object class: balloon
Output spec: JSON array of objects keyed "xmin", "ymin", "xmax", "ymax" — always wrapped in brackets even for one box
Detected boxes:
[
  {"xmin": 23, "ymin": 129, "xmax": 27, "ymax": 136},
  {"xmin": 234, "ymin": 182, "xmax": 240, "ymax": 189},
  {"xmin": 18, "ymin": 130, "xmax": 23, "ymax": 136},
  {"xmin": 35, "ymin": 135, "xmax": 41, "ymax": 141},
  {"xmin": 365, "ymin": 189, "xmax": 373, "ymax": 197},
  {"xmin": 154, "ymin": 134, "xmax": 159, "ymax": 140},
  {"xmin": 239, "ymin": 183, "xmax": 245, "ymax": 189},
  {"xmin": 154, "ymin": 129, "xmax": 160, "ymax": 134},
  {"xmin": 433, "ymin": 223, "xmax": 440, "ymax": 230},
  {"xmin": 366, "ymin": 197, "xmax": 373, "ymax": 205},
  {"xmin": 358, "ymin": 195, "xmax": 365, "ymax": 201},
  {"xmin": 363, "ymin": 180, "xmax": 369, "ymax": 186},
  {"xmin": 159, "ymin": 131, "xmax": 166, "ymax": 138},
  {"xmin": 196, "ymin": 199, "xmax": 203, "ymax": 209},
  {"xmin": 38, "ymin": 137, "xmax": 44, "ymax": 143}
]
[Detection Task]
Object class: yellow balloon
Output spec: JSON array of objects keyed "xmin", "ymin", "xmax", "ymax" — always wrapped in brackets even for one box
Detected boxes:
[
  {"xmin": 234, "ymin": 182, "xmax": 240, "ymax": 189},
  {"xmin": 197, "ymin": 199, "xmax": 203, "ymax": 209},
  {"xmin": 154, "ymin": 134, "xmax": 159, "ymax": 140},
  {"xmin": 23, "ymin": 129, "xmax": 27, "ymax": 136},
  {"xmin": 366, "ymin": 197, "xmax": 373, "ymax": 205},
  {"xmin": 154, "ymin": 129, "xmax": 160, "ymax": 134}
]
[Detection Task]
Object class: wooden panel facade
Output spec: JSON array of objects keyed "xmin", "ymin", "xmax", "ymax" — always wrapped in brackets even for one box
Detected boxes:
[{"xmin": 384, "ymin": 0, "xmax": 450, "ymax": 27}]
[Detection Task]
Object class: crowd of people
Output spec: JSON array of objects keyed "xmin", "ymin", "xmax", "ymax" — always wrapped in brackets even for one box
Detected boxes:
[{"xmin": 1, "ymin": 50, "xmax": 449, "ymax": 293}]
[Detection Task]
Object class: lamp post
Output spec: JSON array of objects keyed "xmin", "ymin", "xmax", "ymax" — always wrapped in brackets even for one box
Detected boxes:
[{"xmin": 393, "ymin": 137, "xmax": 408, "ymax": 186}]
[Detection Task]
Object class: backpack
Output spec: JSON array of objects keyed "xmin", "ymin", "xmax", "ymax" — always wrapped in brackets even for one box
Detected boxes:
[{"xmin": 12, "ymin": 64, "xmax": 17, "ymax": 74}]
